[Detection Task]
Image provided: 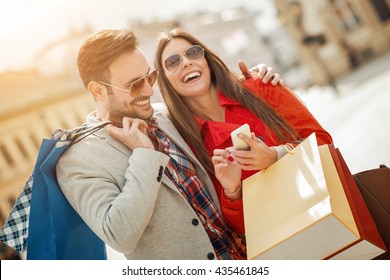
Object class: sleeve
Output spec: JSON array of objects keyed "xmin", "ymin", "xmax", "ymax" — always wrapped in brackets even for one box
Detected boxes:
[
  {"xmin": 220, "ymin": 192, "xmax": 246, "ymax": 235},
  {"xmin": 56, "ymin": 144, "xmax": 170, "ymax": 254},
  {"xmin": 211, "ymin": 175, "xmax": 245, "ymax": 234},
  {"xmin": 242, "ymin": 77, "xmax": 333, "ymax": 146}
]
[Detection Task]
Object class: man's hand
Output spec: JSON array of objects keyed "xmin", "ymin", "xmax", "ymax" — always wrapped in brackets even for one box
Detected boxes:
[
  {"xmin": 238, "ymin": 60, "xmax": 283, "ymax": 86},
  {"xmin": 107, "ymin": 117, "xmax": 154, "ymax": 150}
]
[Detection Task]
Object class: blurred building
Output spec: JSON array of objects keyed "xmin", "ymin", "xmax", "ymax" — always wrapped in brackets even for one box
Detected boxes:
[
  {"xmin": 274, "ymin": 0, "xmax": 390, "ymax": 86},
  {"xmin": 0, "ymin": 24, "xmax": 96, "ymax": 259},
  {"xmin": 133, "ymin": 7, "xmax": 280, "ymax": 80},
  {"xmin": 0, "ymin": 70, "xmax": 94, "ymax": 258}
]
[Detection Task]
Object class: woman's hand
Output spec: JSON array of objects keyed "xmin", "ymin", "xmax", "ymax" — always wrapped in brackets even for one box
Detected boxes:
[
  {"xmin": 212, "ymin": 149, "xmax": 242, "ymax": 200},
  {"xmin": 227, "ymin": 133, "xmax": 277, "ymax": 171}
]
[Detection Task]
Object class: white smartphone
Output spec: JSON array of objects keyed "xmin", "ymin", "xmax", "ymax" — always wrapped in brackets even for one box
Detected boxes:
[{"xmin": 231, "ymin": 124, "xmax": 251, "ymax": 150}]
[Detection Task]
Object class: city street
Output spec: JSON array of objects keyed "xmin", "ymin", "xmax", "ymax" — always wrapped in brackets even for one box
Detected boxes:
[{"xmin": 295, "ymin": 52, "xmax": 390, "ymax": 174}]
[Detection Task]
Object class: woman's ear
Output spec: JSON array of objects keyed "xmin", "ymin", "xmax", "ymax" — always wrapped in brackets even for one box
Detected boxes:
[{"xmin": 87, "ymin": 81, "xmax": 106, "ymax": 99}]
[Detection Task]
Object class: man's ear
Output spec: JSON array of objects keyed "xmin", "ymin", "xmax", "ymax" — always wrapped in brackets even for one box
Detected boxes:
[{"xmin": 87, "ymin": 81, "xmax": 106, "ymax": 99}]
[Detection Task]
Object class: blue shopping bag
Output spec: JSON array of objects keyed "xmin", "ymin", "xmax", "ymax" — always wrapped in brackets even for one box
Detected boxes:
[
  {"xmin": 0, "ymin": 123, "xmax": 108, "ymax": 259},
  {"xmin": 27, "ymin": 138, "xmax": 106, "ymax": 260}
]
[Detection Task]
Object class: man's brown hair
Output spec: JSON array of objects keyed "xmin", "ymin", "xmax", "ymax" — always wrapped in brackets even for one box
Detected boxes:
[{"xmin": 77, "ymin": 30, "xmax": 138, "ymax": 88}]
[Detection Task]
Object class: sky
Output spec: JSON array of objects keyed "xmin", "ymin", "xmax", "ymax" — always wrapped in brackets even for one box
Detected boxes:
[{"xmin": 0, "ymin": 0, "xmax": 274, "ymax": 72}]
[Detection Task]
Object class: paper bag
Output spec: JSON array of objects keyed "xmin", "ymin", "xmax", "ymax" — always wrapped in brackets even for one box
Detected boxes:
[
  {"xmin": 353, "ymin": 165, "xmax": 390, "ymax": 252},
  {"xmin": 243, "ymin": 133, "xmax": 386, "ymax": 260},
  {"xmin": 320, "ymin": 145, "xmax": 386, "ymax": 259}
]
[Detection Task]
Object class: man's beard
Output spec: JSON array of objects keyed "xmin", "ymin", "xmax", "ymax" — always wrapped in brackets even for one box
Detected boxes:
[{"xmin": 108, "ymin": 107, "xmax": 154, "ymax": 128}]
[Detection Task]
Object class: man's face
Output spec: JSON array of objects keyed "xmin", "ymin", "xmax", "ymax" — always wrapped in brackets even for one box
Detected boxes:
[{"xmin": 104, "ymin": 49, "xmax": 155, "ymax": 125}]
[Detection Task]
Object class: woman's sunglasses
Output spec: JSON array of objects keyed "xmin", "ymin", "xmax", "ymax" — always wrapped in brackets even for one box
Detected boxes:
[
  {"xmin": 99, "ymin": 68, "xmax": 158, "ymax": 97},
  {"xmin": 164, "ymin": 45, "xmax": 205, "ymax": 72}
]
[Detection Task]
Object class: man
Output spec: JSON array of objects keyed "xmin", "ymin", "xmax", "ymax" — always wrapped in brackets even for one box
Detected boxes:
[{"xmin": 56, "ymin": 29, "xmax": 280, "ymax": 260}]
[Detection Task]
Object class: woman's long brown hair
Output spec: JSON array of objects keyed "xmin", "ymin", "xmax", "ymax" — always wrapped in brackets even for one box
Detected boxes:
[{"xmin": 154, "ymin": 28, "xmax": 298, "ymax": 174}]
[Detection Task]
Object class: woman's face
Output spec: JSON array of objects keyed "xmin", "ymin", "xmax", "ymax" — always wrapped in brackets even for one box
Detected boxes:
[{"xmin": 161, "ymin": 38, "xmax": 213, "ymax": 100}]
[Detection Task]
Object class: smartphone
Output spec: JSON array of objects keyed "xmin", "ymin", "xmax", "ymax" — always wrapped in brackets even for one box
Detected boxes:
[{"xmin": 231, "ymin": 124, "xmax": 251, "ymax": 150}]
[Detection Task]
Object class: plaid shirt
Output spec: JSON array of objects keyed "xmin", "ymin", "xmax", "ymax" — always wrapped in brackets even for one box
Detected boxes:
[{"xmin": 152, "ymin": 128, "xmax": 246, "ymax": 260}]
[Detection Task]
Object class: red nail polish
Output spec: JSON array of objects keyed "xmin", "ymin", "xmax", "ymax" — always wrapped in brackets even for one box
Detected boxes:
[{"xmin": 228, "ymin": 155, "xmax": 234, "ymax": 162}]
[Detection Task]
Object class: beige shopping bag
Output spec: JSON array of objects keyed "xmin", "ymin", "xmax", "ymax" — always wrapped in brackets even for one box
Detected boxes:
[{"xmin": 243, "ymin": 133, "xmax": 386, "ymax": 260}]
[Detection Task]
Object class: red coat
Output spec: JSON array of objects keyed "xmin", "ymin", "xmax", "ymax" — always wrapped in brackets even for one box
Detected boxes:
[{"xmin": 194, "ymin": 76, "xmax": 333, "ymax": 234}]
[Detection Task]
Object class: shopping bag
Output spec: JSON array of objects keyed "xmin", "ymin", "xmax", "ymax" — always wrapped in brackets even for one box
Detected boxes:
[
  {"xmin": 320, "ymin": 145, "xmax": 386, "ymax": 259},
  {"xmin": 242, "ymin": 133, "xmax": 386, "ymax": 260},
  {"xmin": 353, "ymin": 165, "xmax": 390, "ymax": 251},
  {"xmin": 0, "ymin": 123, "xmax": 108, "ymax": 259}
]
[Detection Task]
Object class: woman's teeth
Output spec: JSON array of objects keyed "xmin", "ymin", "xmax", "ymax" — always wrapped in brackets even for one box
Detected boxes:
[{"xmin": 183, "ymin": 72, "xmax": 200, "ymax": 82}]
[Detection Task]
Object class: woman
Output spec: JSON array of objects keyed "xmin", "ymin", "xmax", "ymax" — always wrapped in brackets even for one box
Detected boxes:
[{"xmin": 154, "ymin": 29, "xmax": 333, "ymax": 234}]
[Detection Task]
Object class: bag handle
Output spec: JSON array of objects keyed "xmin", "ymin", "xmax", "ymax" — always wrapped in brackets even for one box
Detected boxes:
[
  {"xmin": 71, "ymin": 121, "xmax": 111, "ymax": 145},
  {"xmin": 51, "ymin": 121, "xmax": 111, "ymax": 145}
]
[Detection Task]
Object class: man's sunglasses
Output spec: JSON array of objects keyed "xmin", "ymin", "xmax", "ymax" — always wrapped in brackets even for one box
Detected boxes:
[
  {"xmin": 164, "ymin": 45, "xmax": 205, "ymax": 72},
  {"xmin": 99, "ymin": 68, "xmax": 158, "ymax": 97}
]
